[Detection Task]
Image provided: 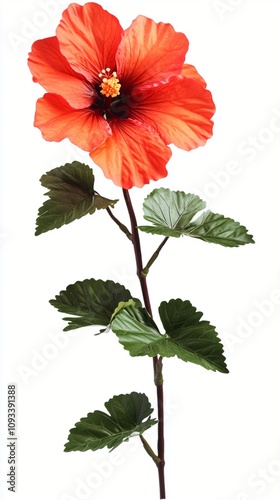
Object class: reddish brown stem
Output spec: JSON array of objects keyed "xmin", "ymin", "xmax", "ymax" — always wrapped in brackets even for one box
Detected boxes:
[{"xmin": 123, "ymin": 189, "xmax": 166, "ymax": 499}]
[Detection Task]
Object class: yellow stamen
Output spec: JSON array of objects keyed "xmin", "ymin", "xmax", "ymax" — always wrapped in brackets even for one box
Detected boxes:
[{"xmin": 99, "ymin": 69, "xmax": 121, "ymax": 98}]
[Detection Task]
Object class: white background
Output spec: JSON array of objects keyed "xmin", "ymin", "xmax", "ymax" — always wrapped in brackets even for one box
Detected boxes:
[{"xmin": 1, "ymin": 1, "xmax": 280, "ymax": 499}]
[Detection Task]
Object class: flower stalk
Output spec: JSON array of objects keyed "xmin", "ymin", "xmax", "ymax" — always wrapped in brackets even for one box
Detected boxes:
[{"xmin": 123, "ymin": 188, "xmax": 166, "ymax": 499}]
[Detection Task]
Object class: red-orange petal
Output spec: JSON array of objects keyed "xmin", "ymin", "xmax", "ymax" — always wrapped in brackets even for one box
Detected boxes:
[
  {"xmin": 90, "ymin": 119, "xmax": 171, "ymax": 188},
  {"xmin": 181, "ymin": 64, "xmax": 207, "ymax": 88},
  {"xmin": 116, "ymin": 15, "xmax": 188, "ymax": 90},
  {"xmin": 130, "ymin": 76, "xmax": 215, "ymax": 151},
  {"xmin": 28, "ymin": 37, "xmax": 94, "ymax": 109},
  {"xmin": 56, "ymin": 3, "xmax": 123, "ymax": 83},
  {"xmin": 34, "ymin": 93, "xmax": 111, "ymax": 151}
]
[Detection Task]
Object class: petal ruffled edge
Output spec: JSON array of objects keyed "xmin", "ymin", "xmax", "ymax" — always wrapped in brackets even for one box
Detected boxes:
[
  {"xmin": 181, "ymin": 64, "xmax": 207, "ymax": 88},
  {"xmin": 34, "ymin": 93, "xmax": 111, "ymax": 151},
  {"xmin": 116, "ymin": 15, "xmax": 188, "ymax": 90},
  {"xmin": 56, "ymin": 2, "xmax": 123, "ymax": 83},
  {"xmin": 90, "ymin": 118, "xmax": 171, "ymax": 188},
  {"xmin": 28, "ymin": 36, "xmax": 94, "ymax": 109}
]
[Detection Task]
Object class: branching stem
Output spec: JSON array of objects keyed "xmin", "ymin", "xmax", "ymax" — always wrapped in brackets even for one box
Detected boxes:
[
  {"xmin": 140, "ymin": 435, "xmax": 161, "ymax": 466},
  {"xmin": 105, "ymin": 206, "xmax": 132, "ymax": 240},
  {"xmin": 123, "ymin": 189, "xmax": 166, "ymax": 499},
  {"xmin": 142, "ymin": 237, "xmax": 169, "ymax": 277}
]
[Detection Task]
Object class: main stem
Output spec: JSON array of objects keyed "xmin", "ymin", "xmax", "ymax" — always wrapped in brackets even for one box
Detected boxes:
[{"xmin": 123, "ymin": 189, "xmax": 166, "ymax": 499}]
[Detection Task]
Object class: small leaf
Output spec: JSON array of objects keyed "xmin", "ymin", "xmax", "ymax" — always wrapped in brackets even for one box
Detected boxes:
[
  {"xmin": 111, "ymin": 300, "xmax": 228, "ymax": 373},
  {"xmin": 184, "ymin": 210, "xmax": 255, "ymax": 247},
  {"xmin": 50, "ymin": 279, "xmax": 141, "ymax": 332},
  {"xmin": 64, "ymin": 392, "xmax": 157, "ymax": 452},
  {"xmin": 138, "ymin": 188, "xmax": 206, "ymax": 237},
  {"xmin": 138, "ymin": 188, "xmax": 254, "ymax": 247},
  {"xmin": 35, "ymin": 162, "xmax": 117, "ymax": 235}
]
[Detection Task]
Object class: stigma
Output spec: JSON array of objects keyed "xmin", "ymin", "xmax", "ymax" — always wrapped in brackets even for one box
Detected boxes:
[{"xmin": 99, "ymin": 68, "xmax": 121, "ymax": 98}]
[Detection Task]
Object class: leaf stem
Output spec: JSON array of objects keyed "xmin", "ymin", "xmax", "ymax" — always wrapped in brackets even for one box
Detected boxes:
[
  {"xmin": 140, "ymin": 435, "xmax": 161, "ymax": 466},
  {"xmin": 105, "ymin": 206, "xmax": 132, "ymax": 240},
  {"xmin": 93, "ymin": 189, "xmax": 132, "ymax": 240},
  {"xmin": 142, "ymin": 237, "xmax": 169, "ymax": 277},
  {"xmin": 154, "ymin": 356, "xmax": 163, "ymax": 386},
  {"xmin": 122, "ymin": 189, "xmax": 166, "ymax": 499}
]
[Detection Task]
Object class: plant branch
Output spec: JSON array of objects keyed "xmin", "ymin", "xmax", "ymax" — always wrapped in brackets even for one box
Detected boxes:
[
  {"xmin": 122, "ymin": 189, "xmax": 153, "ymax": 316},
  {"xmin": 122, "ymin": 189, "xmax": 166, "ymax": 499},
  {"xmin": 93, "ymin": 189, "xmax": 132, "ymax": 240},
  {"xmin": 142, "ymin": 237, "xmax": 169, "ymax": 277},
  {"xmin": 106, "ymin": 206, "xmax": 132, "ymax": 240},
  {"xmin": 140, "ymin": 435, "xmax": 161, "ymax": 466}
]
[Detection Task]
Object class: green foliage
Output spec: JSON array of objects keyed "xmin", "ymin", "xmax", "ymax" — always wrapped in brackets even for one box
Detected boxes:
[
  {"xmin": 64, "ymin": 392, "xmax": 157, "ymax": 452},
  {"xmin": 111, "ymin": 300, "xmax": 228, "ymax": 373},
  {"xmin": 35, "ymin": 162, "xmax": 117, "ymax": 235},
  {"xmin": 138, "ymin": 188, "xmax": 254, "ymax": 247},
  {"xmin": 139, "ymin": 188, "xmax": 206, "ymax": 237},
  {"xmin": 183, "ymin": 210, "xmax": 254, "ymax": 246},
  {"xmin": 50, "ymin": 279, "xmax": 141, "ymax": 332},
  {"xmin": 111, "ymin": 304, "xmax": 163, "ymax": 356},
  {"xmin": 158, "ymin": 299, "xmax": 228, "ymax": 372}
]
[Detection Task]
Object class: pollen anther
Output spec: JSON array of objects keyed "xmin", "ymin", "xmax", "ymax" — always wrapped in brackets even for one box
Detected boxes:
[{"xmin": 99, "ymin": 68, "xmax": 121, "ymax": 98}]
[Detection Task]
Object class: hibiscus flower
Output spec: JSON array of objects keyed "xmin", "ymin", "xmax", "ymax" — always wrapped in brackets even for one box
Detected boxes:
[{"xmin": 28, "ymin": 2, "xmax": 215, "ymax": 189}]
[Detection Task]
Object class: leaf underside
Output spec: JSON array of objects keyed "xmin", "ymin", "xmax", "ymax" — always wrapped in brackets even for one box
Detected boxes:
[{"xmin": 64, "ymin": 392, "xmax": 157, "ymax": 452}]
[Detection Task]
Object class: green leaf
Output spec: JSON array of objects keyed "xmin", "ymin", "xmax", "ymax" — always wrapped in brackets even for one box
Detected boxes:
[
  {"xmin": 138, "ymin": 188, "xmax": 206, "ymax": 237},
  {"xmin": 111, "ymin": 304, "xmax": 163, "ymax": 357},
  {"xmin": 50, "ymin": 279, "xmax": 141, "ymax": 332},
  {"xmin": 158, "ymin": 299, "xmax": 228, "ymax": 373},
  {"xmin": 64, "ymin": 392, "xmax": 157, "ymax": 452},
  {"xmin": 138, "ymin": 188, "xmax": 254, "ymax": 247},
  {"xmin": 184, "ymin": 210, "xmax": 255, "ymax": 247},
  {"xmin": 35, "ymin": 162, "xmax": 117, "ymax": 235},
  {"xmin": 111, "ymin": 300, "xmax": 228, "ymax": 373}
]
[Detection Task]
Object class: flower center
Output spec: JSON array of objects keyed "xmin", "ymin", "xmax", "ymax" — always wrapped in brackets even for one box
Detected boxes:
[{"xmin": 99, "ymin": 68, "xmax": 121, "ymax": 98}]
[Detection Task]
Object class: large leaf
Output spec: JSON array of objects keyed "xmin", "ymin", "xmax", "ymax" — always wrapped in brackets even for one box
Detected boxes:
[
  {"xmin": 111, "ymin": 300, "xmax": 228, "ymax": 373},
  {"xmin": 35, "ymin": 162, "xmax": 117, "ymax": 235},
  {"xmin": 138, "ymin": 188, "xmax": 254, "ymax": 247},
  {"xmin": 50, "ymin": 279, "xmax": 141, "ymax": 332},
  {"xmin": 184, "ymin": 210, "xmax": 254, "ymax": 247},
  {"xmin": 138, "ymin": 188, "xmax": 206, "ymax": 237},
  {"xmin": 64, "ymin": 392, "xmax": 157, "ymax": 452},
  {"xmin": 158, "ymin": 299, "xmax": 228, "ymax": 372}
]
